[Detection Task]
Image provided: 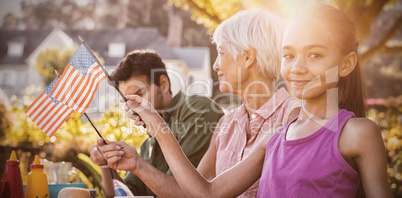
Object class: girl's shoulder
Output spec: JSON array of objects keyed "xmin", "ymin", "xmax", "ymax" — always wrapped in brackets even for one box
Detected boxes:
[
  {"xmin": 339, "ymin": 117, "xmax": 382, "ymax": 158},
  {"xmin": 343, "ymin": 117, "xmax": 379, "ymax": 136}
]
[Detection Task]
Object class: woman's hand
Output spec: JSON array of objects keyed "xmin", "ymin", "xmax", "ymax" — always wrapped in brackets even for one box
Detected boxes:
[
  {"xmin": 98, "ymin": 139, "xmax": 141, "ymax": 173},
  {"xmin": 120, "ymin": 95, "xmax": 166, "ymax": 137}
]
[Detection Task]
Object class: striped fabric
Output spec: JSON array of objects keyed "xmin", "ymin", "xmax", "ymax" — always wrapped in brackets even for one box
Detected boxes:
[
  {"xmin": 50, "ymin": 44, "xmax": 107, "ymax": 114},
  {"xmin": 214, "ymin": 88, "xmax": 301, "ymax": 198},
  {"xmin": 113, "ymin": 179, "xmax": 134, "ymax": 196},
  {"xmin": 25, "ymin": 76, "xmax": 74, "ymax": 137}
]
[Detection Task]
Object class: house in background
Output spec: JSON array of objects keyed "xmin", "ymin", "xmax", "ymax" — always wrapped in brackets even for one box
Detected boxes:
[
  {"xmin": 0, "ymin": 28, "xmax": 213, "ymax": 113},
  {"xmin": 0, "ymin": 29, "xmax": 74, "ymax": 97},
  {"xmin": 173, "ymin": 47, "xmax": 213, "ymax": 96}
]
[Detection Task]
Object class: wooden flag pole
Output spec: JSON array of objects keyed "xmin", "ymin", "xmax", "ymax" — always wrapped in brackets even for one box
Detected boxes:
[
  {"xmin": 82, "ymin": 113, "xmax": 116, "ymax": 187},
  {"xmin": 83, "ymin": 113, "xmax": 106, "ymax": 143}
]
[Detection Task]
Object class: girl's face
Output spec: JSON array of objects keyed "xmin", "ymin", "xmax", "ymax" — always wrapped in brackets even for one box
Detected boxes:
[{"xmin": 280, "ymin": 20, "xmax": 343, "ymax": 100}]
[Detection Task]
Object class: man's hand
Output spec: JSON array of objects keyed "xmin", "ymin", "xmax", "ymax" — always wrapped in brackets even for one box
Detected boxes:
[
  {"xmin": 89, "ymin": 138, "xmax": 108, "ymax": 166},
  {"xmin": 98, "ymin": 139, "xmax": 141, "ymax": 173}
]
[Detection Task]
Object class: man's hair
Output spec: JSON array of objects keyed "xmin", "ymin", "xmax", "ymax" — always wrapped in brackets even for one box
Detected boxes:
[
  {"xmin": 212, "ymin": 8, "xmax": 285, "ymax": 82},
  {"xmin": 111, "ymin": 49, "xmax": 171, "ymax": 91}
]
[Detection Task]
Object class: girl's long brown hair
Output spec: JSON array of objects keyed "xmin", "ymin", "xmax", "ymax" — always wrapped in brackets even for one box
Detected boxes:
[{"xmin": 301, "ymin": 4, "xmax": 367, "ymax": 117}]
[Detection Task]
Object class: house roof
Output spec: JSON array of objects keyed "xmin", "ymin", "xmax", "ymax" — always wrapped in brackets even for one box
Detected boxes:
[
  {"xmin": 0, "ymin": 28, "xmax": 177, "ymax": 67},
  {"xmin": 0, "ymin": 29, "xmax": 52, "ymax": 65},
  {"xmin": 173, "ymin": 47, "xmax": 210, "ymax": 69},
  {"xmin": 64, "ymin": 28, "xmax": 177, "ymax": 66}
]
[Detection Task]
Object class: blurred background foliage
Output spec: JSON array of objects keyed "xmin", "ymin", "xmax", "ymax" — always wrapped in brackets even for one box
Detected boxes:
[
  {"xmin": 35, "ymin": 47, "xmax": 75, "ymax": 85},
  {"xmin": 35, "ymin": 46, "xmax": 105, "ymax": 85},
  {"xmin": 4, "ymin": 0, "xmax": 400, "ymax": 64},
  {"xmin": 367, "ymin": 103, "xmax": 402, "ymax": 196},
  {"xmin": 0, "ymin": 83, "xmax": 148, "ymax": 197},
  {"xmin": 168, "ymin": 0, "xmax": 402, "ymax": 64}
]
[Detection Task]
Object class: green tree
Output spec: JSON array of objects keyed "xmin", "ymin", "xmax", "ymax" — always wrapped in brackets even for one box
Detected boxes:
[
  {"xmin": 168, "ymin": 0, "xmax": 402, "ymax": 64},
  {"xmin": 168, "ymin": 0, "xmax": 245, "ymax": 33},
  {"xmin": 0, "ymin": 89, "xmax": 11, "ymax": 140},
  {"xmin": 34, "ymin": 48, "xmax": 74, "ymax": 85},
  {"xmin": 35, "ymin": 47, "xmax": 105, "ymax": 85},
  {"xmin": 19, "ymin": 0, "xmax": 99, "ymax": 29},
  {"xmin": 17, "ymin": 0, "xmax": 170, "ymax": 36}
]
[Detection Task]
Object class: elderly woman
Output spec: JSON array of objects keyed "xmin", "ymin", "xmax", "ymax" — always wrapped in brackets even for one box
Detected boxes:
[{"xmin": 98, "ymin": 8, "xmax": 299, "ymax": 198}]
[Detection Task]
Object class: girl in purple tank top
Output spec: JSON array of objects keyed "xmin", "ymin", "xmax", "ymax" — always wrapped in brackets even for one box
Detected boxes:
[
  {"xmin": 257, "ymin": 4, "xmax": 392, "ymax": 198},
  {"xmin": 100, "ymin": 4, "xmax": 392, "ymax": 198}
]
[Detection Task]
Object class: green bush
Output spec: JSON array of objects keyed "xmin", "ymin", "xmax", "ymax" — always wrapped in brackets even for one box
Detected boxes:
[
  {"xmin": 368, "ymin": 105, "xmax": 402, "ymax": 197},
  {"xmin": 0, "ymin": 86, "xmax": 147, "ymax": 197}
]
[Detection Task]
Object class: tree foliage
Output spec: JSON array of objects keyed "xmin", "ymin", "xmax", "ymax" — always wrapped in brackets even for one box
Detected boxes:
[
  {"xmin": 0, "ymin": 90, "xmax": 11, "ymax": 140},
  {"xmin": 368, "ymin": 105, "xmax": 402, "ymax": 197},
  {"xmin": 168, "ymin": 0, "xmax": 245, "ymax": 33},
  {"xmin": 34, "ymin": 47, "xmax": 74, "ymax": 85},
  {"xmin": 168, "ymin": 0, "xmax": 402, "ymax": 64},
  {"xmin": 16, "ymin": 0, "xmax": 170, "ymax": 35},
  {"xmin": 5, "ymin": 0, "xmax": 401, "ymax": 63},
  {"xmin": 19, "ymin": 0, "xmax": 99, "ymax": 29},
  {"xmin": 35, "ymin": 47, "xmax": 105, "ymax": 86}
]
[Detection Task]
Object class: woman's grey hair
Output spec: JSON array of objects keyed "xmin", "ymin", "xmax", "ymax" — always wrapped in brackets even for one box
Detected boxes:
[{"xmin": 212, "ymin": 8, "xmax": 285, "ymax": 81}]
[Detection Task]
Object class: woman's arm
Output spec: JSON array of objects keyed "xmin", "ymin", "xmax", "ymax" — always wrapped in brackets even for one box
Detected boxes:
[
  {"xmin": 109, "ymin": 95, "xmax": 272, "ymax": 197},
  {"xmin": 144, "ymin": 123, "xmax": 270, "ymax": 197},
  {"xmin": 340, "ymin": 118, "xmax": 393, "ymax": 198},
  {"xmin": 196, "ymin": 133, "xmax": 218, "ymax": 181}
]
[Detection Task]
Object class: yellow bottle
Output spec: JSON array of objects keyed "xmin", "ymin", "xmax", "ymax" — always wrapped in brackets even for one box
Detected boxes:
[{"xmin": 25, "ymin": 155, "xmax": 49, "ymax": 198}]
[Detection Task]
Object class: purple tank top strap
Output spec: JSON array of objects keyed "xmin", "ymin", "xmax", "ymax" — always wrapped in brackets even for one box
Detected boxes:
[
  {"xmin": 331, "ymin": 109, "xmax": 358, "ymax": 177},
  {"xmin": 333, "ymin": 109, "xmax": 356, "ymax": 137}
]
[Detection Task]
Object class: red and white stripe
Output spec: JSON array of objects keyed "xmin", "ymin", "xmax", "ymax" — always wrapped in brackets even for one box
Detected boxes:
[
  {"xmin": 50, "ymin": 63, "xmax": 107, "ymax": 114},
  {"xmin": 25, "ymin": 92, "xmax": 74, "ymax": 137}
]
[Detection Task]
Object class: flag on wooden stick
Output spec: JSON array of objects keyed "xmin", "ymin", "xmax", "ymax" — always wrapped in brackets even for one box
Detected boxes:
[
  {"xmin": 25, "ymin": 76, "xmax": 74, "ymax": 137},
  {"xmin": 50, "ymin": 44, "xmax": 107, "ymax": 114}
]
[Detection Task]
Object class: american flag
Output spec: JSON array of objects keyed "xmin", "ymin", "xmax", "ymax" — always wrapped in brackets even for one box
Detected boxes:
[
  {"xmin": 25, "ymin": 76, "xmax": 74, "ymax": 137},
  {"xmin": 50, "ymin": 44, "xmax": 107, "ymax": 114}
]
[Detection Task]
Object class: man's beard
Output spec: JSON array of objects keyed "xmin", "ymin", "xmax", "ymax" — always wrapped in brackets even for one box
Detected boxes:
[{"xmin": 153, "ymin": 87, "xmax": 164, "ymax": 111}]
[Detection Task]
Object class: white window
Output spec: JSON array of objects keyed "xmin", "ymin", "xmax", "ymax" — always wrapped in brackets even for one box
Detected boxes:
[
  {"xmin": 7, "ymin": 42, "xmax": 24, "ymax": 57},
  {"xmin": 108, "ymin": 43, "xmax": 126, "ymax": 58},
  {"xmin": 0, "ymin": 71, "xmax": 16, "ymax": 87}
]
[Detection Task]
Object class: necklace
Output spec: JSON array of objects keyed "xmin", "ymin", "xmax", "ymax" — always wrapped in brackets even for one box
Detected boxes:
[{"xmin": 246, "ymin": 113, "xmax": 264, "ymax": 139}]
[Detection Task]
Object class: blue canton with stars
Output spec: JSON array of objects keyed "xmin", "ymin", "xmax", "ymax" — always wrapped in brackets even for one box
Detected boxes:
[
  {"xmin": 45, "ymin": 76, "xmax": 61, "ymax": 105},
  {"xmin": 68, "ymin": 44, "xmax": 97, "ymax": 76}
]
